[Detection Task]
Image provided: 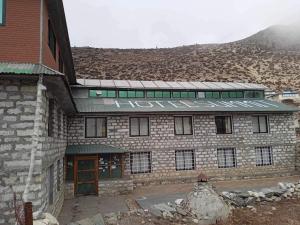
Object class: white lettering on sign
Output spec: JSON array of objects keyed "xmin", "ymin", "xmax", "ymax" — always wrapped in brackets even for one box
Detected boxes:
[
  {"xmin": 113, "ymin": 99, "xmax": 282, "ymax": 110},
  {"xmin": 135, "ymin": 101, "xmax": 154, "ymax": 108},
  {"xmin": 115, "ymin": 100, "xmax": 135, "ymax": 108}
]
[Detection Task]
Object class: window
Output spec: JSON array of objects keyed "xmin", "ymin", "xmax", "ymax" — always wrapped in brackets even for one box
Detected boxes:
[
  {"xmin": 48, "ymin": 19, "xmax": 56, "ymax": 59},
  {"xmin": 0, "ymin": 0, "xmax": 6, "ymax": 25},
  {"xmin": 66, "ymin": 156, "xmax": 74, "ymax": 181},
  {"xmin": 85, "ymin": 117, "xmax": 107, "ymax": 138},
  {"xmin": 130, "ymin": 152, "xmax": 151, "ymax": 174},
  {"xmin": 174, "ymin": 116, "xmax": 193, "ymax": 135},
  {"xmin": 217, "ymin": 148, "xmax": 236, "ymax": 168},
  {"xmin": 256, "ymin": 146, "xmax": 272, "ymax": 166},
  {"xmin": 119, "ymin": 90, "xmax": 145, "ymax": 98},
  {"xmin": 146, "ymin": 91, "xmax": 171, "ymax": 98},
  {"xmin": 130, "ymin": 117, "xmax": 149, "ymax": 136},
  {"xmin": 252, "ymin": 115, "xmax": 268, "ymax": 133},
  {"xmin": 59, "ymin": 52, "xmax": 64, "ymax": 73},
  {"xmin": 172, "ymin": 91, "xmax": 196, "ymax": 98},
  {"xmin": 215, "ymin": 116, "xmax": 232, "ymax": 134},
  {"xmin": 57, "ymin": 160, "xmax": 61, "ymax": 191},
  {"xmin": 205, "ymin": 91, "xmax": 220, "ymax": 99},
  {"xmin": 99, "ymin": 154, "xmax": 123, "ymax": 179},
  {"xmin": 48, "ymin": 99, "xmax": 55, "ymax": 137},
  {"xmin": 89, "ymin": 89, "xmax": 116, "ymax": 98},
  {"xmin": 48, "ymin": 165, "xmax": 54, "ymax": 205},
  {"xmin": 175, "ymin": 150, "xmax": 195, "ymax": 171},
  {"xmin": 244, "ymin": 90, "xmax": 264, "ymax": 99}
]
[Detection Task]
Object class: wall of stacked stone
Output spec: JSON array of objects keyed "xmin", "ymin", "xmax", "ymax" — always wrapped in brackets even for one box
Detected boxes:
[
  {"xmin": 296, "ymin": 140, "xmax": 300, "ymax": 171},
  {"xmin": 68, "ymin": 113, "xmax": 297, "ymax": 186},
  {"xmin": 0, "ymin": 79, "xmax": 67, "ymax": 224},
  {"xmin": 98, "ymin": 179, "xmax": 133, "ymax": 196}
]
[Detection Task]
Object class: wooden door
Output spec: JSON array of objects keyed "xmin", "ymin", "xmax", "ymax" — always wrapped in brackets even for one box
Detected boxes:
[{"xmin": 74, "ymin": 155, "xmax": 98, "ymax": 196}]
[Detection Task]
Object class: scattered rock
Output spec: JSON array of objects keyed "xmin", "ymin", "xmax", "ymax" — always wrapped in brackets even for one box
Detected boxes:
[
  {"xmin": 175, "ymin": 198, "xmax": 184, "ymax": 205},
  {"xmin": 183, "ymin": 183, "xmax": 230, "ymax": 224}
]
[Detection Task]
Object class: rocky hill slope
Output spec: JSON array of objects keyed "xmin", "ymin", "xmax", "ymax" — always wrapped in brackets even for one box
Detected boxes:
[{"xmin": 72, "ymin": 25, "xmax": 300, "ymax": 91}]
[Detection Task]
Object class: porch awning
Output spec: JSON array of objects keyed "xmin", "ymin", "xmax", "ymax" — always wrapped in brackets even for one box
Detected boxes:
[{"xmin": 65, "ymin": 144, "xmax": 127, "ymax": 155}]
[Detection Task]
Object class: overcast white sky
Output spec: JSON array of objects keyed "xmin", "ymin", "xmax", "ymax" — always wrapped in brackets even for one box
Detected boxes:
[{"xmin": 63, "ymin": 0, "xmax": 300, "ymax": 49}]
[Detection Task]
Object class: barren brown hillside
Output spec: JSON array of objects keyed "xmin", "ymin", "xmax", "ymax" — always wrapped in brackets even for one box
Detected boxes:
[{"xmin": 72, "ymin": 25, "xmax": 300, "ymax": 91}]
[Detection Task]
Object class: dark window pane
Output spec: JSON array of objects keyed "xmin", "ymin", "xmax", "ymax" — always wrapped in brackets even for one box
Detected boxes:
[
  {"xmin": 48, "ymin": 20, "xmax": 56, "ymax": 59},
  {"xmin": 212, "ymin": 92, "xmax": 220, "ymax": 99},
  {"xmin": 259, "ymin": 116, "xmax": 268, "ymax": 133},
  {"xmin": 215, "ymin": 116, "xmax": 232, "ymax": 134}
]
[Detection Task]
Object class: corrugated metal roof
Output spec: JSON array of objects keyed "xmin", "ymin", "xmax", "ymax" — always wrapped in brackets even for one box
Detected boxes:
[
  {"xmin": 75, "ymin": 79, "xmax": 268, "ymax": 91},
  {"xmin": 0, "ymin": 62, "xmax": 63, "ymax": 75},
  {"xmin": 74, "ymin": 98, "xmax": 298, "ymax": 113},
  {"xmin": 66, "ymin": 144, "xmax": 127, "ymax": 155}
]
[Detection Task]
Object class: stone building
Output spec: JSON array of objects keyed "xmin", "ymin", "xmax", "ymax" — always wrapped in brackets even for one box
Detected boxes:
[
  {"xmin": 0, "ymin": 0, "xmax": 299, "ymax": 224},
  {"xmin": 64, "ymin": 79, "xmax": 298, "ymax": 198}
]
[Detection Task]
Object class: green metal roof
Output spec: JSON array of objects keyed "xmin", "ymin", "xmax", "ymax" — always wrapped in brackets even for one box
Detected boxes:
[
  {"xmin": 74, "ymin": 98, "xmax": 298, "ymax": 113},
  {"xmin": 66, "ymin": 144, "xmax": 127, "ymax": 155},
  {"xmin": 0, "ymin": 62, "xmax": 63, "ymax": 75}
]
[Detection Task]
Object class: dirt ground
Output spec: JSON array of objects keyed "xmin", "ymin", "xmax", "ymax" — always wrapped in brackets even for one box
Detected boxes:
[{"xmin": 113, "ymin": 197, "xmax": 300, "ymax": 225}]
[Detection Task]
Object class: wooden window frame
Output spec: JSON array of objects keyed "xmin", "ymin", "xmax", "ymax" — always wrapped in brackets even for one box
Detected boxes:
[
  {"xmin": 174, "ymin": 116, "xmax": 193, "ymax": 135},
  {"xmin": 99, "ymin": 153, "xmax": 124, "ymax": 179},
  {"xmin": 129, "ymin": 117, "xmax": 150, "ymax": 137},
  {"xmin": 215, "ymin": 116, "xmax": 233, "ymax": 134},
  {"xmin": 85, "ymin": 117, "xmax": 107, "ymax": 138},
  {"xmin": 252, "ymin": 115, "xmax": 269, "ymax": 134}
]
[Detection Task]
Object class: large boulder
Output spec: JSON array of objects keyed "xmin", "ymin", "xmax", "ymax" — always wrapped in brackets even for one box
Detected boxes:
[{"xmin": 183, "ymin": 183, "xmax": 230, "ymax": 224}]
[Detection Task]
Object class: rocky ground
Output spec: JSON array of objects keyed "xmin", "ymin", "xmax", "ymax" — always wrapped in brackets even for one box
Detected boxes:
[
  {"xmin": 104, "ymin": 198, "xmax": 300, "ymax": 225},
  {"xmin": 72, "ymin": 24, "xmax": 300, "ymax": 92},
  {"xmin": 103, "ymin": 181, "xmax": 300, "ymax": 225}
]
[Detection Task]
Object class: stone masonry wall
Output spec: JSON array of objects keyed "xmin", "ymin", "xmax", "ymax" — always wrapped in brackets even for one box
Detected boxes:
[
  {"xmin": 68, "ymin": 113, "xmax": 297, "ymax": 186},
  {"xmin": 0, "ymin": 79, "xmax": 67, "ymax": 224}
]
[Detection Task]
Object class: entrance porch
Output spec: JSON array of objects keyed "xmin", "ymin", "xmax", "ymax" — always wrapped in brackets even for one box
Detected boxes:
[{"xmin": 64, "ymin": 144, "xmax": 133, "ymax": 198}]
